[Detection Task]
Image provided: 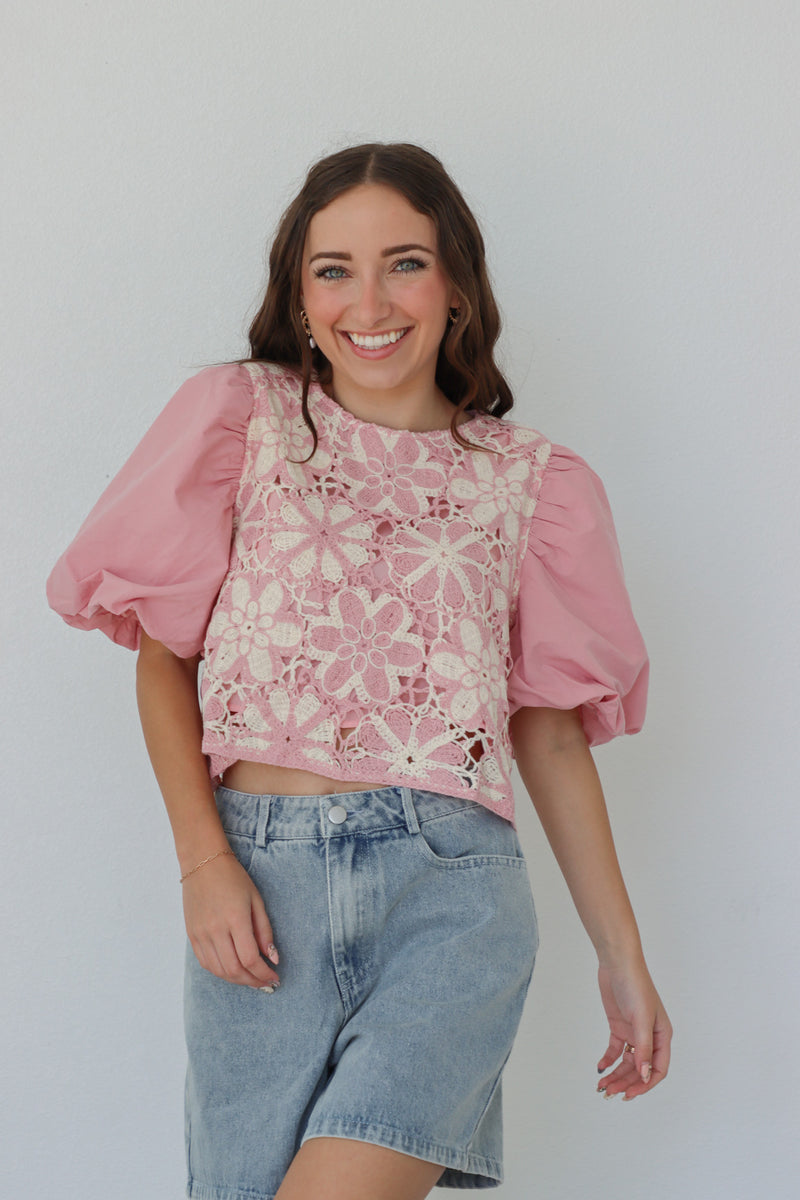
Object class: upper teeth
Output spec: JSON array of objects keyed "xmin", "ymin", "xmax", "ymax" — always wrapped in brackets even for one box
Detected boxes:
[{"xmin": 348, "ymin": 329, "xmax": 406, "ymax": 349}]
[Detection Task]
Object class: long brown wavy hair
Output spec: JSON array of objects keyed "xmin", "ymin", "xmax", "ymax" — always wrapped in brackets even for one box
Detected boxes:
[{"xmin": 246, "ymin": 142, "xmax": 514, "ymax": 461}]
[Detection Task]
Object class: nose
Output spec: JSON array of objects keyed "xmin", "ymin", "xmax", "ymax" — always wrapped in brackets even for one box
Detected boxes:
[{"xmin": 352, "ymin": 272, "xmax": 391, "ymax": 327}]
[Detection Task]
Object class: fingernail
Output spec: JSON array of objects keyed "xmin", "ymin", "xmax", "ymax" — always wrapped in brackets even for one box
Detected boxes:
[
  {"xmin": 622, "ymin": 1094, "xmax": 635, "ymax": 1102},
  {"xmin": 596, "ymin": 1085, "xmax": 606, "ymax": 1095},
  {"xmin": 640, "ymin": 1063, "xmax": 651, "ymax": 1083},
  {"xmin": 597, "ymin": 1065, "xmax": 604, "ymax": 1074},
  {"xmin": 259, "ymin": 985, "xmax": 275, "ymax": 994},
  {"xmin": 267, "ymin": 944, "xmax": 279, "ymax": 965}
]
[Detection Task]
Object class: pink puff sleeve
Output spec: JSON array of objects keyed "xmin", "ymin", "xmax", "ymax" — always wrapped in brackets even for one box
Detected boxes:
[
  {"xmin": 507, "ymin": 446, "xmax": 649, "ymax": 745},
  {"xmin": 46, "ymin": 363, "xmax": 254, "ymax": 658}
]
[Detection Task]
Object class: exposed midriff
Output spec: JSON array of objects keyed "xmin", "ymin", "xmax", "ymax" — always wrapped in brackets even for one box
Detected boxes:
[{"xmin": 221, "ymin": 730, "xmax": 386, "ymax": 796}]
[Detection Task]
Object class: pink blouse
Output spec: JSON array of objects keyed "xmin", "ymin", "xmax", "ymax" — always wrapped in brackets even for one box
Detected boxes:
[{"xmin": 47, "ymin": 363, "xmax": 648, "ymax": 826}]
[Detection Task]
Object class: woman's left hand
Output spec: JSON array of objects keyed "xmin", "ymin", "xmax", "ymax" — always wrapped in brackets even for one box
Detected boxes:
[{"xmin": 595, "ymin": 958, "xmax": 672, "ymax": 1100}]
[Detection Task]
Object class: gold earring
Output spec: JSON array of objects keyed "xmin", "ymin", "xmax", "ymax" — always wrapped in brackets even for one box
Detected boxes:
[
  {"xmin": 448, "ymin": 307, "xmax": 460, "ymax": 325},
  {"xmin": 300, "ymin": 309, "xmax": 316, "ymax": 349}
]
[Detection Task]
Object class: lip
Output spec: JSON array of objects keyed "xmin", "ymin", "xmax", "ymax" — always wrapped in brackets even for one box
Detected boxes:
[{"xmin": 339, "ymin": 327, "xmax": 412, "ymax": 359}]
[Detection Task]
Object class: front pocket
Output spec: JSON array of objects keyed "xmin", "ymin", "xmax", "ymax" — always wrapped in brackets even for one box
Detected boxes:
[{"xmin": 413, "ymin": 802, "xmax": 526, "ymax": 869}]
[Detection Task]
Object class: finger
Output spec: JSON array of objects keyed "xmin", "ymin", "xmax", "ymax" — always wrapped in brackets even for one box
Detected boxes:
[
  {"xmin": 597, "ymin": 1062, "xmax": 640, "ymax": 1096},
  {"xmin": 604, "ymin": 1018, "xmax": 673, "ymax": 1099},
  {"xmin": 251, "ymin": 896, "xmax": 279, "ymax": 965},
  {"xmin": 597, "ymin": 1035, "xmax": 625, "ymax": 1073},
  {"xmin": 621, "ymin": 1028, "xmax": 672, "ymax": 1099},
  {"xmin": 651, "ymin": 1018, "xmax": 672, "ymax": 1082},
  {"xmin": 631, "ymin": 1021, "xmax": 654, "ymax": 1086},
  {"xmin": 189, "ymin": 936, "xmax": 211, "ymax": 974},
  {"xmin": 622, "ymin": 1063, "xmax": 668, "ymax": 1100},
  {"xmin": 625, "ymin": 1044, "xmax": 669, "ymax": 1099},
  {"xmin": 201, "ymin": 938, "xmax": 233, "ymax": 983},
  {"xmin": 604, "ymin": 1034, "xmax": 672, "ymax": 1099},
  {"xmin": 230, "ymin": 925, "xmax": 280, "ymax": 988},
  {"xmin": 206, "ymin": 930, "xmax": 263, "ymax": 987},
  {"xmin": 597, "ymin": 1060, "xmax": 636, "ymax": 1085}
]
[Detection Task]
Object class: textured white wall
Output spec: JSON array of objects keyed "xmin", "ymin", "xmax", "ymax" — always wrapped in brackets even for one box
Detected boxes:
[{"xmin": 5, "ymin": 2, "xmax": 799, "ymax": 1197}]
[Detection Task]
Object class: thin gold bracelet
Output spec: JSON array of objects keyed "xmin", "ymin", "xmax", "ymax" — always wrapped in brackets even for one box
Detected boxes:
[{"xmin": 179, "ymin": 849, "xmax": 236, "ymax": 883}]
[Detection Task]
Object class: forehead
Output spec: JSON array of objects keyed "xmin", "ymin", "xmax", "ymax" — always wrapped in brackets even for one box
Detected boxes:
[{"xmin": 304, "ymin": 184, "xmax": 437, "ymax": 255}]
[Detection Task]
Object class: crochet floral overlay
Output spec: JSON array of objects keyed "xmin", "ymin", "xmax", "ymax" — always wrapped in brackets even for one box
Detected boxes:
[{"xmin": 200, "ymin": 363, "xmax": 551, "ymax": 824}]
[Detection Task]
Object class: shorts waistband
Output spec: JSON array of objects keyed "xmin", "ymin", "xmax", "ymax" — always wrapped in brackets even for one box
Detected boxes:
[{"xmin": 214, "ymin": 784, "xmax": 482, "ymax": 845}]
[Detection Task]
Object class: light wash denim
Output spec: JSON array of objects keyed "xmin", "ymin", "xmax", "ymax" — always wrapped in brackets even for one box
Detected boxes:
[{"xmin": 184, "ymin": 785, "xmax": 539, "ymax": 1199}]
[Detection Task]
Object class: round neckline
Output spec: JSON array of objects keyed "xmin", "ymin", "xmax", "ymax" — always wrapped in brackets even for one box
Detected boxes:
[{"xmin": 309, "ymin": 378, "xmax": 479, "ymax": 438}]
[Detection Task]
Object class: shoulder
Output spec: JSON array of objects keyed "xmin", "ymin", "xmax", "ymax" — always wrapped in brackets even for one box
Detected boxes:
[
  {"xmin": 172, "ymin": 360, "xmax": 255, "ymax": 407},
  {"xmin": 113, "ymin": 361, "xmax": 263, "ymax": 478},
  {"xmin": 217, "ymin": 359, "xmax": 313, "ymax": 416},
  {"xmin": 523, "ymin": 439, "xmax": 627, "ymax": 577},
  {"xmin": 536, "ymin": 442, "xmax": 617, "ymax": 523},
  {"xmin": 485, "ymin": 415, "xmax": 600, "ymax": 481},
  {"xmin": 173, "ymin": 358, "xmax": 301, "ymax": 396},
  {"xmin": 157, "ymin": 361, "xmax": 301, "ymax": 436},
  {"xmin": 471, "ymin": 412, "xmax": 553, "ymax": 480},
  {"xmin": 489, "ymin": 412, "xmax": 609, "ymax": 503},
  {"xmin": 234, "ymin": 359, "xmax": 303, "ymax": 392},
  {"xmin": 478, "ymin": 411, "xmax": 621, "ymax": 555}
]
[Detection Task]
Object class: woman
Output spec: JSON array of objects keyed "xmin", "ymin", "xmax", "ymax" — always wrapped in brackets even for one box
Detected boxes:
[{"xmin": 47, "ymin": 142, "xmax": 672, "ymax": 1200}]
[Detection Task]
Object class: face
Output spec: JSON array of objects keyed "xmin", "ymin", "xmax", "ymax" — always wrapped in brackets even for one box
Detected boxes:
[{"xmin": 300, "ymin": 184, "xmax": 459, "ymax": 409}]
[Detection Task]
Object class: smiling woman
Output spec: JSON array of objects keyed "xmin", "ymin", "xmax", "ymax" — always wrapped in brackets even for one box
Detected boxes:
[
  {"xmin": 247, "ymin": 142, "xmax": 512, "ymax": 460},
  {"xmin": 46, "ymin": 142, "xmax": 671, "ymax": 1200},
  {"xmin": 299, "ymin": 185, "xmax": 459, "ymax": 426}
]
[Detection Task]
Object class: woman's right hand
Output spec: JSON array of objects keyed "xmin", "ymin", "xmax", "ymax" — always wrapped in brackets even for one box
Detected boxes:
[
  {"xmin": 134, "ymin": 635, "xmax": 281, "ymax": 991},
  {"xmin": 181, "ymin": 853, "xmax": 281, "ymax": 990}
]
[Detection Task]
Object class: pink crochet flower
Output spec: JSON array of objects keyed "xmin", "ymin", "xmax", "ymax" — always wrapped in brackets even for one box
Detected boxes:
[
  {"xmin": 385, "ymin": 517, "xmax": 492, "ymax": 606},
  {"xmin": 338, "ymin": 426, "xmax": 448, "ymax": 518},
  {"xmin": 207, "ymin": 576, "xmax": 304, "ymax": 681},
  {"xmin": 307, "ymin": 586, "xmax": 425, "ymax": 703}
]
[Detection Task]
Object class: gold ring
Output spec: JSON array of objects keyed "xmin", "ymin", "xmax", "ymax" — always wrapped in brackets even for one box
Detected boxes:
[{"xmin": 623, "ymin": 1042, "xmax": 635, "ymax": 1055}]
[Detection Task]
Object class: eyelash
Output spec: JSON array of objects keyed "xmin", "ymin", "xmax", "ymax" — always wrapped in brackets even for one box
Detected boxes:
[
  {"xmin": 313, "ymin": 257, "xmax": 429, "ymax": 281},
  {"xmin": 393, "ymin": 256, "xmax": 427, "ymax": 274}
]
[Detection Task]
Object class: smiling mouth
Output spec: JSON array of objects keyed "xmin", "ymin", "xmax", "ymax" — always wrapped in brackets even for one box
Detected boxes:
[{"xmin": 344, "ymin": 328, "xmax": 411, "ymax": 349}]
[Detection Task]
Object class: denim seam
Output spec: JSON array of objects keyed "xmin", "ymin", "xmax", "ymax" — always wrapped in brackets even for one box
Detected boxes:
[
  {"xmin": 302, "ymin": 1112, "xmax": 503, "ymax": 1179},
  {"xmin": 465, "ymin": 1044, "xmax": 514, "ymax": 1155},
  {"xmin": 413, "ymin": 806, "xmax": 525, "ymax": 870},
  {"xmin": 254, "ymin": 820, "xmax": 413, "ymax": 841},
  {"xmin": 412, "ymin": 836, "xmax": 528, "ymax": 870},
  {"xmin": 223, "ymin": 830, "xmax": 258, "ymax": 874},
  {"xmin": 417, "ymin": 805, "xmax": 487, "ymax": 830},
  {"xmin": 186, "ymin": 1176, "xmax": 275, "ymax": 1200}
]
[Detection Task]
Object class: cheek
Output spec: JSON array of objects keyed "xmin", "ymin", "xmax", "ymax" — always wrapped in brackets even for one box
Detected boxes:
[
  {"xmin": 408, "ymin": 275, "xmax": 451, "ymax": 321},
  {"xmin": 303, "ymin": 285, "xmax": 345, "ymax": 327}
]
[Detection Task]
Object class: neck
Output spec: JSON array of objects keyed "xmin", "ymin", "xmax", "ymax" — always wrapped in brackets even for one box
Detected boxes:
[{"xmin": 325, "ymin": 378, "xmax": 465, "ymax": 433}]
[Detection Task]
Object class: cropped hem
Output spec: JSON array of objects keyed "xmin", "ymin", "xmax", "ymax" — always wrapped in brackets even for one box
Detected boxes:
[
  {"xmin": 187, "ymin": 1182, "xmax": 276, "ymax": 1200},
  {"xmin": 206, "ymin": 741, "xmax": 519, "ymax": 829},
  {"xmin": 185, "ymin": 1115, "xmax": 504, "ymax": 1199},
  {"xmin": 301, "ymin": 1114, "xmax": 503, "ymax": 1189}
]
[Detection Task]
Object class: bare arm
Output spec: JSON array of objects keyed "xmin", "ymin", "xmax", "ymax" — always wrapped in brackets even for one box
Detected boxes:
[
  {"xmin": 136, "ymin": 631, "xmax": 280, "ymax": 990},
  {"xmin": 135, "ymin": 634, "xmax": 225, "ymax": 872},
  {"xmin": 509, "ymin": 704, "xmax": 672, "ymax": 1099}
]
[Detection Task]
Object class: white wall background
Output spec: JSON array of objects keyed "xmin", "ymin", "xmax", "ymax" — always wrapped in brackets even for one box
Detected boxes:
[{"xmin": 4, "ymin": 2, "xmax": 799, "ymax": 1197}]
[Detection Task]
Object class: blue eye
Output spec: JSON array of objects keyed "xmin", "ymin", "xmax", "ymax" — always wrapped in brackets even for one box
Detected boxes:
[
  {"xmin": 314, "ymin": 265, "xmax": 348, "ymax": 280},
  {"xmin": 393, "ymin": 257, "xmax": 426, "ymax": 273}
]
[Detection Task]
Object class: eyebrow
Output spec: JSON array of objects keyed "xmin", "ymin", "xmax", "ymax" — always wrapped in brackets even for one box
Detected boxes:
[{"xmin": 308, "ymin": 243, "xmax": 434, "ymax": 264}]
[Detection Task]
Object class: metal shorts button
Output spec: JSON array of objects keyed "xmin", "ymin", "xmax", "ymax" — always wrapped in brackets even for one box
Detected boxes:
[{"xmin": 328, "ymin": 805, "xmax": 348, "ymax": 824}]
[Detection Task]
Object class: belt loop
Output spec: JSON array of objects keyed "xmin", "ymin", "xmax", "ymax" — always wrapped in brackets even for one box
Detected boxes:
[
  {"xmin": 400, "ymin": 787, "xmax": 420, "ymax": 834},
  {"xmin": 255, "ymin": 794, "xmax": 272, "ymax": 847}
]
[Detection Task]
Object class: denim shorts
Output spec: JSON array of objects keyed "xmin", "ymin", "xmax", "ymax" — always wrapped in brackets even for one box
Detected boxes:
[{"xmin": 184, "ymin": 785, "xmax": 539, "ymax": 1199}]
